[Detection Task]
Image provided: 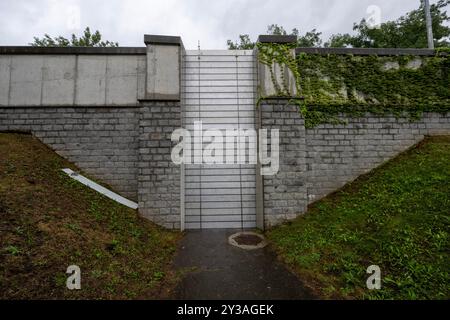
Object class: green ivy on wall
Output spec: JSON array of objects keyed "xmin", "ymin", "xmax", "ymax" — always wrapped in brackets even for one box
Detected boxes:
[
  {"xmin": 256, "ymin": 42, "xmax": 301, "ymax": 96},
  {"xmin": 257, "ymin": 43, "xmax": 450, "ymax": 128}
]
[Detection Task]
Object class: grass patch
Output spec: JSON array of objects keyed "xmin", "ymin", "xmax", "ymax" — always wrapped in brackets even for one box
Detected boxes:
[
  {"xmin": 267, "ymin": 136, "xmax": 450, "ymax": 300},
  {"xmin": 0, "ymin": 133, "xmax": 182, "ymax": 299}
]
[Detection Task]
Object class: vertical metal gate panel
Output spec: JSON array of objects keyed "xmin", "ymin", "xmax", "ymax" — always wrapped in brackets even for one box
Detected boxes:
[{"xmin": 183, "ymin": 50, "xmax": 257, "ymax": 229}]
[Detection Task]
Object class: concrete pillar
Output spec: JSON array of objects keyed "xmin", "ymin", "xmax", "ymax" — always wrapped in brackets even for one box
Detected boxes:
[
  {"xmin": 142, "ymin": 35, "xmax": 184, "ymax": 101},
  {"xmin": 254, "ymin": 35, "xmax": 299, "ymax": 229},
  {"xmin": 138, "ymin": 35, "xmax": 185, "ymax": 229},
  {"xmin": 256, "ymin": 35, "xmax": 298, "ymax": 98}
]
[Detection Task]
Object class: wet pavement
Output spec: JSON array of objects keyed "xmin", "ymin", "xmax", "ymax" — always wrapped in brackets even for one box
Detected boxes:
[{"xmin": 173, "ymin": 229, "xmax": 315, "ymax": 300}]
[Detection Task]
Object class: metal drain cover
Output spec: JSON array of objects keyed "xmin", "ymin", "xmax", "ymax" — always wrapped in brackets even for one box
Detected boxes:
[{"xmin": 228, "ymin": 232, "xmax": 267, "ymax": 250}]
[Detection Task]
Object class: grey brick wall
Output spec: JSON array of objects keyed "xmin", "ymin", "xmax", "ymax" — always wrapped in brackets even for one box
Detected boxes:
[
  {"xmin": 260, "ymin": 101, "xmax": 308, "ymax": 227},
  {"xmin": 138, "ymin": 102, "xmax": 181, "ymax": 229},
  {"xmin": 260, "ymin": 103, "xmax": 450, "ymax": 226},
  {"xmin": 0, "ymin": 107, "xmax": 139, "ymax": 200},
  {"xmin": 305, "ymin": 112, "xmax": 450, "ymax": 204},
  {"xmin": 1, "ymin": 102, "xmax": 448, "ymax": 230},
  {"xmin": 0, "ymin": 102, "xmax": 183, "ymax": 229}
]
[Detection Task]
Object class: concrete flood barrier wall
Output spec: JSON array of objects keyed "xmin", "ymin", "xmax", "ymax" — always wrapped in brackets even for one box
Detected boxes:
[
  {"xmin": 0, "ymin": 35, "xmax": 184, "ymax": 229},
  {"xmin": 1, "ymin": 34, "xmax": 449, "ymax": 230},
  {"xmin": 0, "ymin": 47, "xmax": 146, "ymax": 200},
  {"xmin": 259, "ymin": 102, "xmax": 450, "ymax": 227},
  {"xmin": 182, "ymin": 49, "xmax": 258, "ymax": 229}
]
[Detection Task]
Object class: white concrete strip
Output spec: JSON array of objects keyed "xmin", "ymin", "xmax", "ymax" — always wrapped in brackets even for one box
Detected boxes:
[{"xmin": 61, "ymin": 168, "xmax": 138, "ymax": 209}]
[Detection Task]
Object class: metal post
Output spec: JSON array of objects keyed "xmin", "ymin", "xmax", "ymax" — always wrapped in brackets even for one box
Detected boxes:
[{"xmin": 424, "ymin": 0, "xmax": 435, "ymax": 49}]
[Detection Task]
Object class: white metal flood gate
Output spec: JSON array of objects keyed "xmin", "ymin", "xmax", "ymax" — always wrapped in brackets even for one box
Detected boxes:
[{"xmin": 182, "ymin": 50, "xmax": 257, "ymax": 229}]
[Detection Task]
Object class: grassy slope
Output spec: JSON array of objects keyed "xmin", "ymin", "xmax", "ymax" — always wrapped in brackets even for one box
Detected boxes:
[
  {"xmin": 0, "ymin": 133, "xmax": 181, "ymax": 299},
  {"xmin": 268, "ymin": 136, "xmax": 450, "ymax": 300}
]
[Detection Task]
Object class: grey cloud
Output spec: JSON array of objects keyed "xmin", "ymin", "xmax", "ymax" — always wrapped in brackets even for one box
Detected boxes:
[{"xmin": 0, "ymin": 0, "xmax": 443, "ymax": 49}]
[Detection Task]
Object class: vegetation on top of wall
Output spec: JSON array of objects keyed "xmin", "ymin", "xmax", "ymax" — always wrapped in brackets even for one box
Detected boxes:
[
  {"xmin": 31, "ymin": 27, "xmax": 118, "ymax": 47},
  {"xmin": 257, "ymin": 42, "xmax": 301, "ymax": 97},
  {"xmin": 257, "ymin": 42, "xmax": 450, "ymax": 128},
  {"xmin": 298, "ymin": 52, "xmax": 450, "ymax": 110}
]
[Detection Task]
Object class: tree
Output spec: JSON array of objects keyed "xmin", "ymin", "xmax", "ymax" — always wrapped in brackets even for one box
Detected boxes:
[
  {"xmin": 297, "ymin": 29, "xmax": 323, "ymax": 47},
  {"xmin": 30, "ymin": 27, "xmax": 118, "ymax": 47},
  {"xmin": 226, "ymin": 24, "xmax": 322, "ymax": 49},
  {"xmin": 325, "ymin": 0, "xmax": 450, "ymax": 48},
  {"xmin": 227, "ymin": 34, "xmax": 254, "ymax": 50}
]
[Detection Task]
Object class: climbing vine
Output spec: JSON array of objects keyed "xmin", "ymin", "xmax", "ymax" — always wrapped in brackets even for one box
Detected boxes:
[
  {"xmin": 257, "ymin": 43, "xmax": 450, "ymax": 128},
  {"xmin": 256, "ymin": 42, "xmax": 301, "ymax": 96}
]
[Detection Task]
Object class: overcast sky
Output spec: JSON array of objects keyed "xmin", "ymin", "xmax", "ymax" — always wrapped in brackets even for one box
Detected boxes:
[{"xmin": 0, "ymin": 0, "xmax": 447, "ymax": 49}]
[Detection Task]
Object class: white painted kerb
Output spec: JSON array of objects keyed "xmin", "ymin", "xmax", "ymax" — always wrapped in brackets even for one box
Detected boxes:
[{"xmin": 61, "ymin": 168, "xmax": 138, "ymax": 209}]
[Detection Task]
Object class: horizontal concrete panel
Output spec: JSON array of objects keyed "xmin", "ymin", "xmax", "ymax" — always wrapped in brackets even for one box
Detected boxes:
[
  {"xmin": 0, "ymin": 56, "xmax": 10, "ymax": 105},
  {"xmin": 185, "ymin": 207, "xmax": 256, "ymax": 215},
  {"xmin": 185, "ymin": 221, "xmax": 256, "ymax": 229},
  {"xmin": 185, "ymin": 61, "xmax": 254, "ymax": 69},
  {"xmin": 185, "ymin": 164, "xmax": 256, "ymax": 169},
  {"xmin": 184, "ymin": 104, "xmax": 255, "ymax": 111},
  {"xmin": 185, "ymin": 50, "xmax": 254, "ymax": 56},
  {"xmin": 184, "ymin": 123, "xmax": 255, "ymax": 130},
  {"xmin": 184, "ymin": 111, "xmax": 254, "ymax": 118},
  {"xmin": 42, "ymin": 55, "xmax": 76, "ymax": 105},
  {"xmin": 0, "ymin": 46, "xmax": 146, "ymax": 55},
  {"xmin": 186, "ymin": 160, "xmax": 256, "ymax": 168},
  {"xmin": 185, "ymin": 201, "xmax": 255, "ymax": 209},
  {"xmin": 186, "ymin": 194, "xmax": 256, "ymax": 202},
  {"xmin": 184, "ymin": 117, "xmax": 255, "ymax": 124},
  {"xmin": 183, "ymin": 135, "xmax": 256, "ymax": 143},
  {"xmin": 194, "ymin": 151, "xmax": 258, "ymax": 156},
  {"xmin": 75, "ymin": 55, "xmax": 107, "ymax": 105},
  {"xmin": 186, "ymin": 173, "xmax": 256, "ymax": 182},
  {"xmin": 9, "ymin": 55, "xmax": 43, "ymax": 105},
  {"xmin": 184, "ymin": 55, "xmax": 254, "ymax": 62},
  {"xmin": 182, "ymin": 86, "xmax": 254, "ymax": 93},
  {"xmin": 185, "ymin": 181, "xmax": 255, "ymax": 189},
  {"xmin": 183, "ymin": 68, "xmax": 254, "ymax": 74},
  {"xmin": 185, "ymin": 187, "xmax": 256, "ymax": 196},
  {"xmin": 183, "ymin": 73, "xmax": 255, "ymax": 81},
  {"xmin": 187, "ymin": 160, "xmax": 258, "ymax": 166},
  {"xmin": 183, "ymin": 80, "xmax": 255, "ymax": 87},
  {"xmin": 1, "ymin": 54, "xmax": 142, "ymax": 106},
  {"xmin": 184, "ymin": 98, "xmax": 254, "ymax": 105},
  {"xmin": 183, "ymin": 73, "xmax": 254, "ymax": 81},
  {"xmin": 186, "ymin": 168, "xmax": 255, "ymax": 176},
  {"xmin": 106, "ymin": 56, "xmax": 140, "ymax": 105},
  {"xmin": 186, "ymin": 214, "xmax": 256, "ymax": 223}
]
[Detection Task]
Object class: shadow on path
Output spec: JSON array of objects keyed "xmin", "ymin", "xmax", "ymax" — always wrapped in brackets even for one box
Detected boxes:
[{"xmin": 173, "ymin": 229, "xmax": 315, "ymax": 299}]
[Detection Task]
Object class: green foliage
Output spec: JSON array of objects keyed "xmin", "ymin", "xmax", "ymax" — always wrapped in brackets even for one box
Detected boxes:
[
  {"xmin": 0, "ymin": 133, "xmax": 180, "ymax": 299},
  {"xmin": 296, "ymin": 51, "xmax": 450, "ymax": 127},
  {"xmin": 297, "ymin": 29, "xmax": 323, "ymax": 47},
  {"xmin": 227, "ymin": 24, "xmax": 322, "ymax": 49},
  {"xmin": 30, "ymin": 27, "xmax": 118, "ymax": 47},
  {"xmin": 325, "ymin": 0, "xmax": 450, "ymax": 48},
  {"xmin": 152, "ymin": 271, "xmax": 165, "ymax": 281},
  {"xmin": 227, "ymin": 34, "xmax": 254, "ymax": 50},
  {"xmin": 267, "ymin": 136, "xmax": 450, "ymax": 299},
  {"xmin": 4, "ymin": 245, "xmax": 21, "ymax": 256},
  {"xmin": 257, "ymin": 41, "xmax": 450, "ymax": 128},
  {"xmin": 256, "ymin": 42, "xmax": 326, "ymax": 128},
  {"xmin": 230, "ymin": 1, "xmax": 450, "ymax": 49},
  {"xmin": 256, "ymin": 42, "xmax": 301, "ymax": 96},
  {"xmin": 267, "ymin": 24, "xmax": 323, "ymax": 47}
]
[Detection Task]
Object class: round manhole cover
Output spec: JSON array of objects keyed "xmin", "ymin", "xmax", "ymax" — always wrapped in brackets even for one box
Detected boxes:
[
  {"xmin": 234, "ymin": 234, "xmax": 263, "ymax": 246},
  {"xmin": 228, "ymin": 232, "xmax": 267, "ymax": 250}
]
